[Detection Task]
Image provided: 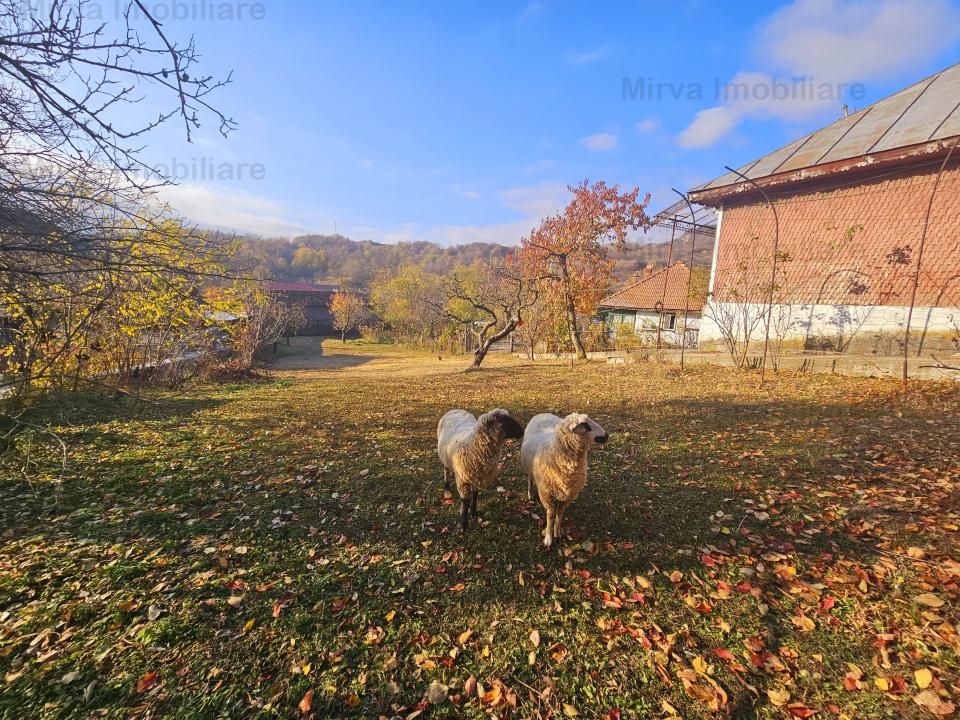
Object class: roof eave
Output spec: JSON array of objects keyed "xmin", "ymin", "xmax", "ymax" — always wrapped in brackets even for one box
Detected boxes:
[{"xmin": 688, "ymin": 136, "xmax": 959, "ymax": 207}]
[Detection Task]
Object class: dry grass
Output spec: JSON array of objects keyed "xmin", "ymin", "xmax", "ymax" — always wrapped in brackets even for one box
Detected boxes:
[{"xmin": 1, "ymin": 340, "xmax": 959, "ymax": 719}]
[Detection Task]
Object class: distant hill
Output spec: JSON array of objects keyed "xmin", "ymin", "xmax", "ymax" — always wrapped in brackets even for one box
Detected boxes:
[
  {"xmin": 610, "ymin": 231, "xmax": 715, "ymax": 285},
  {"xmin": 227, "ymin": 232, "xmax": 714, "ymax": 290}
]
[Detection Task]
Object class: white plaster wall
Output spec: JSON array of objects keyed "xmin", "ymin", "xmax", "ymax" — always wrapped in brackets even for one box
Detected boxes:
[{"xmin": 698, "ymin": 300, "xmax": 958, "ymax": 344}]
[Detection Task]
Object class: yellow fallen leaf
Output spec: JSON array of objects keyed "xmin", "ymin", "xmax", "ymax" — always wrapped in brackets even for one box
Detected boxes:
[
  {"xmin": 915, "ymin": 593, "xmax": 945, "ymax": 608},
  {"xmin": 915, "ymin": 668, "xmax": 933, "ymax": 689},
  {"xmin": 767, "ymin": 687, "xmax": 790, "ymax": 706},
  {"xmin": 563, "ymin": 703, "xmax": 579, "ymax": 717},
  {"xmin": 875, "ymin": 677, "xmax": 890, "ymax": 692},
  {"xmin": 241, "ymin": 618, "xmax": 255, "ymax": 634},
  {"xmin": 457, "ymin": 629, "xmax": 473, "ymax": 644},
  {"xmin": 385, "ymin": 610, "xmax": 396, "ymax": 622}
]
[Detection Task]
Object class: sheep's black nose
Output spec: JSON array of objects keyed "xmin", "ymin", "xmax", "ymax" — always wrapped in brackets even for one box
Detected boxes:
[{"xmin": 595, "ymin": 434, "xmax": 609, "ymax": 445}]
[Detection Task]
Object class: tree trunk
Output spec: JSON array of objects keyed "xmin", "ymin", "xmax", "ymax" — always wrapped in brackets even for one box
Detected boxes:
[
  {"xmin": 471, "ymin": 319, "xmax": 518, "ymax": 368},
  {"xmin": 558, "ymin": 258, "xmax": 586, "ymax": 359},
  {"xmin": 341, "ymin": 329, "xmax": 346, "ymax": 341}
]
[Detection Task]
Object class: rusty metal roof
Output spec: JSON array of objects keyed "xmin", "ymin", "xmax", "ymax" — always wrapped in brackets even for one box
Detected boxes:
[
  {"xmin": 650, "ymin": 198, "xmax": 717, "ymax": 230},
  {"xmin": 692, "ymin": 62, "xmax": 960, "ymax": 193}
]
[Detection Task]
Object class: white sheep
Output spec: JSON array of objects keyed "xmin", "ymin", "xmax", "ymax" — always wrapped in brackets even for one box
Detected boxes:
[
  {"xmin": 520, "ymin": 412, "xmax": 608, "ymax": 548},
  {"xmin": 437, "ymin": 408, "xmax": 525, "ymax": 532}
]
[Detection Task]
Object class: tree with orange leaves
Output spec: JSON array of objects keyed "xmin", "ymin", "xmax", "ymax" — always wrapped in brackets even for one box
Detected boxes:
[{"xmin": 520, "ymin": 180, "xmax": 651, "ymax": 359}]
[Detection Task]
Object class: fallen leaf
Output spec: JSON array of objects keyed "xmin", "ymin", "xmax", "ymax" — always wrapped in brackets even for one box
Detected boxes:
[
  {"xmin": 136, "ymin": 671, "xmax": 159, "ymax": 694},
  {"xmin": 915, "ymin": 593, "xmax": 945, "ymax": 608},
  {"xmin": 786, "ymin": 702, "xmax": 817, "ymax": 718},
  {"xmin": 563, "ymin": 703, "xmax": 579, "ymax": 717},
  {"xmin": 914, "ymin": 690, "xmax": 956, "ymax": 716},
  {"xmin": 298, "ymin": 689, "xmax": 314, "ymax": 713},
  {"xmin": 768, "ymin": 688, "xmax": 791, "ymax": 706},
  {"xmin": 227, "ymin": 595, "xmax": 243, "ymax": 609},
  {"xmin": 530, "ymin": 629, "xmax": 541, "ymax": 648},
  {"xmin": 916, "ymin": 668, "xmax": 934, "ymax": 689},
  {"xmin": 457, "ymin": 629, "xmax": 473, "ymax": 645}
]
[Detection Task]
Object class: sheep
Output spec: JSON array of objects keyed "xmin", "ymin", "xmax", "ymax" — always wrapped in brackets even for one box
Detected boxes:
[
  {"xmin": 437, "ymin": 408, "xmax": 525, "ymax": 532},
  {"xmin": 520, "ymin": 412, "xmax": 608, "ymax": 548}
]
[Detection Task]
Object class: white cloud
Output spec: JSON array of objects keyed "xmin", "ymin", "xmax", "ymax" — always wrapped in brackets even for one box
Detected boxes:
[
  {"xmin": 516, "ymin": 1, "xmax": 543, "ymax": 25},
  {"xmin": 459, "ymin": 190, "xmax": 480, "ymax": 200},
  {"xmin": 677, "ymin": 0, "xmax": 960, "ymax": 148},
  {"xmin": 359, "ymin": 181, "xmax": 570, "ymax": 246},
  {"xmin": 579, "ymin": 132, "xmax": 618, "ymax": 151},
  {"xmin": 634, "ymin": 117, "xmax": 661, "ymax": 134},
  {"xmin": 521, "ymin": 158, "xmax": 557, "ymax": 174},
  {"xmin": 678, "ymin": 106, "xmax": 739, "ymax": 149},
  {"xmin": 567, "ymin": 46, "xmax": 608, "ymax": 65},
  {"xmin": 757, "ymin": 0, "xmax": 960, "ymax": 82},
  {"xmin": 157, "ymin": 183, "xmax": 320, "ymax": 237}
]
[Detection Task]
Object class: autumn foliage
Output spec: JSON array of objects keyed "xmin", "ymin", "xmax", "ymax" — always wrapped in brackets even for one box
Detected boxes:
[{"xmin": 520, "ymin": 180, "xmax": 651, "ymax": 358}]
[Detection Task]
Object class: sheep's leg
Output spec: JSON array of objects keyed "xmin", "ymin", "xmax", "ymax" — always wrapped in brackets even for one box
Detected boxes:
[
  {"xmin": 471, "ymin": 490, "xmax": 479, "ymax": 519},
  {"xmin": 443, "ymin": 466, "xmax": 451, "ymax": 492},
  {"xmin": 554, "ymin": 500, "xmax": 570, "ymax": 541},
  {"xmin": 527, "ymin": 474, "xmax": 536, "ymax": 502},
  {"xmin": 460, "ymin": 496, "xmax": 470, "ymax": 533},
  {"xmin": 541, "ymin": 497, "xmax": 556, "ymax": 548}
]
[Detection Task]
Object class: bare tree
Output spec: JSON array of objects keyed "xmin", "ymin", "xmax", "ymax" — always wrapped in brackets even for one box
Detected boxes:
[
  {"xmin": 427, "ymin": 260, "xmax": 541, "ymax": 369},
  {"xmin": 0, "ymin": 0, "xmax": 233, "ymax": 404}
]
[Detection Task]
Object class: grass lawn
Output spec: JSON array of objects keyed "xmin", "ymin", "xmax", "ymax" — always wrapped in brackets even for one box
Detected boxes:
[{"xmin": 2, "ymin": 340, "xmax": 959, "ymax": 719}]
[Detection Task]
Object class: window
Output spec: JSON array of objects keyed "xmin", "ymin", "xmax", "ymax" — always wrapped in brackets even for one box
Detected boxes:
[{"xmin": 662, "ymin": 314, "xmax": 676, "ymax": 330}]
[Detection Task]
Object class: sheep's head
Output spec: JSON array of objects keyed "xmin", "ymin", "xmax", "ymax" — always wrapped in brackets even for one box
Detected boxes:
[
  {"xmin": 480, "ymin": 408, "xmax": 525, "ymax": 440},
  {"xmin": 564, "ymin": 413, "xmax": 608, "ymax": 447}
]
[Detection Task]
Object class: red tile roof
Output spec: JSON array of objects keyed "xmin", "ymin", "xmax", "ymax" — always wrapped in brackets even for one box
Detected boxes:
[
  {"xmin": 263, "ymin": 281, "xmax": 339, "ymax": 293},
  {"xmin": 598, "ymin": 262, "xmax": 705, "ymax": 313}
]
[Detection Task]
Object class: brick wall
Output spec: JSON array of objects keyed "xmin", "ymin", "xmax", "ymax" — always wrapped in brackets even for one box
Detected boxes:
[{"xmin": 711, "ymin": 162, "xmax": 960, "ymax": 309}]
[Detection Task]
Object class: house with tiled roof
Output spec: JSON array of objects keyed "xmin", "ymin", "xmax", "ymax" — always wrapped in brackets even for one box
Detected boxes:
[
  {"xmin": 688, "ymin": 62, "xmax": 960, "ymax": 355},
  {"xmin": 598, "ymin": 261, "xmax": 707, "ymax": 348},
  {"xmin": 263, "ymin": 281, "xmax": 340, "ymax": 333}
]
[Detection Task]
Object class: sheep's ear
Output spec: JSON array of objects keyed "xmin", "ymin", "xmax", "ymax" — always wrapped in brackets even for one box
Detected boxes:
[
  {"xmin": 570, "ymin": 421, "xmax": 592, "ymax": 434},
  {"xmin": 499, "ymin": 414, "xmax": 524, "ymax": 439}
]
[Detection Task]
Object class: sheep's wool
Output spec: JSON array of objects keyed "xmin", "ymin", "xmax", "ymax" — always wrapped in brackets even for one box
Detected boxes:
[
  {"xmin": 437, "ymin": 409, "xmax": 512, "ymax": 498},
  {"xmin": 521, "ymin": 413, "xmax": 592, "ymax": 504}
]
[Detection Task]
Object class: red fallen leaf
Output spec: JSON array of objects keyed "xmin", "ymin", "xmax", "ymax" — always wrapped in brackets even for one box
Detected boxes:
[
  {"xmin": 786, "ymin": 702, "xmax": 817, "ymax": 718},
  {"xmin": 736, "ymin": 582, "xmax": 753, "ymax": 592},
  {"xmin": 298, "ymin": 688, "xmax": 314, "ymax": 714},
  {"xmin": 175, "ymin": 666, "xmax": 190, "ymax": 677},
  {"xmin": 843, "ymin": 674, "xmax": 861, "ymax": 691},
  {"xmin": 702, "ymin": 554, "xmax": 717, "ymax": 567},
  {"xmin": 608, "ymin": 709, "xmax": 622, "ymax": 720},
  {"xmin": 448, "ymin": 583, "xmax": 466, "ymax": 592},
  {"xmin": 714, "ymin": 648, "xmax": 736, "ymax": 662},
  {"xmin": 620, "ymin": 543, "xmax": 634, "ymax": 550},
  {"xmin": 434, "ymin": 566, "xmax": 446, "ymax": 573},
  {"xmin": 272, "ymin": 601, "xmax": 283, "ymax": 618},
  {"xmin": 820, "ymin": 596, "xmax": 836, "ymax": 611},
  {"xmin": 136, "ymin": 671, "xmax": 159, "ymax": 693}
]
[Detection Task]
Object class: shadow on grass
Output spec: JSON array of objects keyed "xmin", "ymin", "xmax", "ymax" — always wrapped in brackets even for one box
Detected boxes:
[{"xmin": 1, "ymin": 361, "xmax": 956, "ymax": 719}]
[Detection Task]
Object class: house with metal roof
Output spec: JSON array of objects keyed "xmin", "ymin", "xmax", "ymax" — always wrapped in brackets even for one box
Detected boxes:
[{"xmin": 688, "ymin": 62, "xmax": 960, "ymax": 356}]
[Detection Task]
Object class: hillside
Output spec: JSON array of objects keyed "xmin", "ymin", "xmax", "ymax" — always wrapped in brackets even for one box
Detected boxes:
[{"xmin": 229, "ymin": 232, "xmax": 715, "ymax": 289}]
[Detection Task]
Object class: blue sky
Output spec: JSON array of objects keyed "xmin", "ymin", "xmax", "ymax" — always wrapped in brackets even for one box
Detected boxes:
[{"xmin": 144, "ymin": 0, "xmax": 960, "ymax": 243}]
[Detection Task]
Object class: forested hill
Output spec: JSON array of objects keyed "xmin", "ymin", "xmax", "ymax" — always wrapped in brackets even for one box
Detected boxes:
[{"xmin": 228, "ymin": 233, "xmax": 715, "ymax": 289}]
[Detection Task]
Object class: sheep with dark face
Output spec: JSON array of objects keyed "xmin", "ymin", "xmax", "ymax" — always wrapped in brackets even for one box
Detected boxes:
[
  {"xmin": 520, "ymin": 412, "xmax": 608, "ymax": 548},
  {"xmin": 437, "ymin": 408, "xmax": 525, "ymax": 532}
]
